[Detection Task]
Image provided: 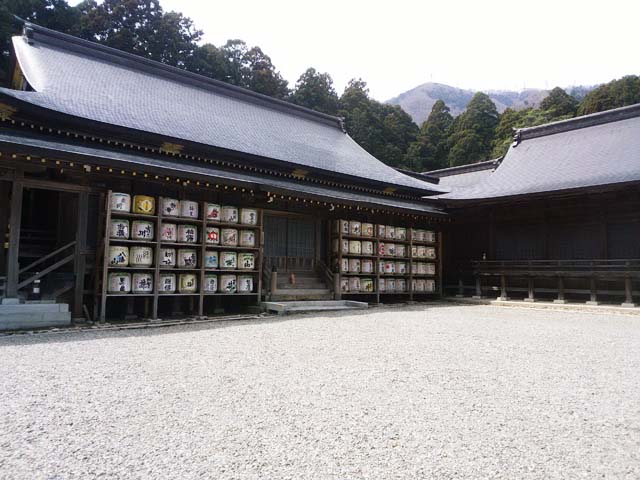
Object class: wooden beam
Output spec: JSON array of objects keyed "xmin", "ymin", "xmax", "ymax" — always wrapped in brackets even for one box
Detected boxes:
[
  {"xmin": 73, "ymin": 192, "xmax": 89, "ymax": 320},
  {"xmin": 5, "ymin": 176, "xmax": 23, "ymax": 299},
  {"xmin": 0, "ymin": 181, "xmax": 10, "ymax": 276}
]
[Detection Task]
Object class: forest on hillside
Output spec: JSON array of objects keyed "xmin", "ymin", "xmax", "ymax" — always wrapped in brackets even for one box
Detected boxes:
[{"xmin": 1, "ymin": 0, "xmax": 639, "ymax": 172}]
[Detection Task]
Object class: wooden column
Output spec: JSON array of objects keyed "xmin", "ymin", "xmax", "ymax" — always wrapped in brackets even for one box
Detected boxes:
[
  {"xmin": 0, "ymin": 181, "xmax": 10, "ymax": 277},
  {"xmin": 622, "ymin": 276, "xmax": 635, "ymax": 307},
  {"xmin": 472, "ymin": 276, "xmax": 483, "ymax": 299},
  {"xmin": 73, "ymin": 191, "xmax": 89, "ymax": 320},
  {"xmin": 497, "ymin": 273, "xmax": 509, "ymax": 301},
  {"xmin": 586, "ymin": 277, "xmax": 599, "ymax": 305},
  {"xmin": 5, "ymin": 176, "xmax": 23, "ymax": 301},
  {"xmin": 524, "ymin": 277, "xmax": 535, "ymax": 302},
  {"xmin": 554, "ymin": 276, "xmax": 567, "ymax": 304},
  {"xmin": 456, "ymin": 277, "xmax": 464, "ymax": 298}
]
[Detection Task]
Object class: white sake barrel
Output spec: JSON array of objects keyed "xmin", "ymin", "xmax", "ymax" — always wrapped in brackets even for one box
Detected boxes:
[
  {"xmin": 238, "ymin": 275, "xmax": 254, "ymax": 293},
  {"xmin": 348, "ymin": 258, "xmax": 361, "ymax": 273},
  {"xmin": 160, "ymin": 248, "xmax": 176, "ymax": 267},
  {"xmin": 340, "ymin": 240, "xmax": 349, "ymax": 254},
  {"xmin": 362, "ymin": 241, "xmax": 374, "ymax": 255},
  {"xmin": 204, "ymin": 251, "xmax": 219, "ymax": 269},
  {"xmin": 348, "ymin": 241, "xmax": 361, "ymax": 254},
  {"xmin": 221, "ymin": 206, "xmax": 238, "ymax": 223},
  {"xmin": 417, "ymin": 246, "xmax": 427, "ymax": 258},
  {"xmin": 339, "ymin": 220, "xmax": 349, "ymax": 235},
  {"xmin": 179, "ymin": 274, "xmax": 197, "ymax": 293},
  {"xmin": 425, "ymin": 279, "xmax": 436, "ymax": 292},
  {"xmin": 238, "ymin": 253, "xmax": 255, "ymax": 270},
  {"xmin": 341, "ymin": 258, "xmax": 349, "ymax": 273},
  {"xmin": 206, "ymin": 203, "xmax": 221, "ymax": 221},
  {"xmin": 160, "ymin": 223, "xmax": 177, "ymax": 242},
  {"xmin": 108, "ymin": 272, "xmax": 131, "ymax": 293},
  {"xmin": 205, "ymin": 227, "xmax": 220, "ymax": 244},
  {"xmin": 418, "ymin": 262, "xmax": 427, "ymax": 275},
  {"xmin": 220, "ymin": 252, "xmax": 237, "ymax": 269},
  {"xmin": 178, "ymin": 225, "xmax": 198, "ymax": 243},
  {"xmin": 378, "ymin": 260, "xmax": 385, "ymax": 274},
  {"xmin": 110, "ymin": 192, "xmax": 131, "ymax": 213},
  {"xmin": 377, "ymin": 224, "xmax": 385, "ymax": 238},
  {"xmin": 411, "ymin": 279, "xmax": 417, "ymax": 291},
  {"xmin": 411, "ymin": 246, "xmax": 418, "ymax": 258},
  {"xmin": 395, "ymin": 227, "xmax": 407, "ymax": 241},
  {"xmin": 240, "ymin": 208, "xmax": 258, "ymax": 225},
  {"xmin": 379, "ymin": 278, "xmax": 386, "ymax": 292},
  {"xmin": 378, "ymin": 242, "xmax": 385, "ymax": 256},
  {"xmin": 340, "ymin": 278, "xmax": 349, "ymax": 293},
  {"xmin": 131, "ymin": 220, "xmax": 154, "ymax": 240},
  {"xmin": 386, "ymin": 278, "xmax": 396, "ymax": 292},
  {"xmin": 417, "ymin": 230, "xmax": 427, "ymax": 242},
  {"xmin": 109, "ymin": 219, "xmax": 130, "ymax": 239},
  {"xmin": 177, "ymin": 249, "xmax": 197, "ymax": 268},
  {"xmin": 397, "ymin": 279, "xmax": 406, "ymax": 292},
  {"xmin": 396, "ymin": 244, "xmax": 406, "ymax": 258},
  {"xmin": 239, "ymin": 230, "xmax": 256, "ymax": 247},
  {"xmin": 161, "ymin": 198, "xmax": 180, "ymax": 217},
  {"xmin": 386, "ymin": 226, "xmax": 395, "ymax": 240},
  {"xmin": 384, "ymin": 261, "xmax": 395, "ymax": 274},
  {"xmin": 108, "ymin": 246, "xmax": 129, "ymax": 267},
  {"xmin": 221, "ymin": 228, "xmax": 238, "ymax": 246},
  {"xmin": 348, "ymin": 277, "xmax": 361, "ymax": 292},
  {"xmin": 132, "ymin": 273, "xmax": 153, "ymax": 294},
  {"xmin": 130, "ymin": 246, "xmax": 153, "ymax": 267},
  {"xmin": 411, "ymin": 229, "xmax": 418, "ymax": 241},
  {"xmin": 361, "ymin": 278, "xmax": 374, "ymax": 292},
  {"xmin": 416, "ymin": 279, "xmax": 426, "ymax": 292},
  {"xmin": 132, "ymin": 195, "xmax": 155, "ymax": 215},
  {"xmin": 386, "ymin": 243, "xmax": 396, "ymax": 257},
  {"xmin": 426, "ymin": 247, "xmax": 436, "ymax": 259},
  {"xmin": 426, "ymin": 263, "xmax": 436, "ymax": 275},
  {"xmin": 395, "ymin": 262, "xmax": 406, "ymax": 274},
  {"xmin": 411, "ymin": 262, "xmax": 418, "ymax": 274},
  {"xmin": 361, "ymin": 259, "xmax": 373, "ymax": 273},
  {"xmin": 349, "ymin": 221, "xmax": 361, "ymax": 236},
  {"xmin": 425, "ymin": 231, "xmax": 436, "ymax": 243},
  {"xmin": 362, "ymin": 223, "xmax": 374, "ymax": 237},
  {"xmin": 158, "ymin": 273, "xmax": 176, "ymax": 293},
  {"xmin": 180, "ymin": 200, "xmax": 199, "ymax": 219},
  {"xmin": 203, "ymin": 275, "xmax": 218, "ymax": 293},
  {"xmin": 220, "ymin": 274, "xmax": 237, "ymax": 293}
]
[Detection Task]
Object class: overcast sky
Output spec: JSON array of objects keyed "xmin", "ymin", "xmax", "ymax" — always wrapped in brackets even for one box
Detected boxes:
[{"xmin": 70, "ymin": 0, "xmax": 639, "ymax": 101}]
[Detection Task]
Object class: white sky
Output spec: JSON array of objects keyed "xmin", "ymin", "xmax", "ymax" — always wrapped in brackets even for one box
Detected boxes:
[{"xmin": 69, "ymin": 0, "xmax": 640, "ymax": 101}]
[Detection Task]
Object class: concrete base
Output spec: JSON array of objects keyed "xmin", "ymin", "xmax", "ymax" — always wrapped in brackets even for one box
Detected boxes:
[
  {"xmin": 553, "ymin": 299, "xmax": 568, "ymax": 304},
  {"xmin": 621, "ymin": 303, "xmax": 636, "ymax": 308},
  {"xmin": 471, "ymin": 295, "xmax": 484, "ymax": 299},
  {"xmin": 455, "ymin": 294, "xmax": 465, "ymax": 298},
  {"xmin": 262, "ymin": 300, "xmax": 368, "ymax": 315},
  {"xmin": 496, "ymin": 297, "xmax": 510, "ymax": 301},
  {"xmin": 523, "ymin": 298, "xmax": 536, "ymax": 303},
  {"xmin": 1, "ymin": 298, "xmax": 20, "ymax": 305},
  {"xmin": 0, "ymin": 303, "xmax": 71, "ymax": 330},
  {"xmin": 585, "ymin": 301, "xmax": 600, "ymax": 306}
]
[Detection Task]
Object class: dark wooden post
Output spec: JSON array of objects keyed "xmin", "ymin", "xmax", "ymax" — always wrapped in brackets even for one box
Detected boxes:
[
  {"xmin": 554, "ymin": 276, "xmax": 567, "ymax": 304},
  {"xmin": 0, "ymin": 181, "xmax": 10, "ymax": 277},
  {"xmin": 472, "ymin": 275, "xmax": 482, "ymax": 299},
  {"xmin": 456, "ymin": 277, "xmax": 464, "ymax": 298},
  {"xmin": 4, "ymin": 176, "xmax": 23, "ymax": 303},
  {"xmin": 497, "ymin": 273, "xmax": 509, "ymax": 301},
  {"xmin": 586, "ymin": 277, "xmax": 598, "ymax": 305},
  {"xmin": 73, "ymin": 192, "xmax": 89, "ymax": 321},
  {"xmin": 524, "ymin": 277, "xmax": 535, "ymax": 302},
  {"xmin": 622, "ymin": 276, "xmax": 635, "ymax": 307}
]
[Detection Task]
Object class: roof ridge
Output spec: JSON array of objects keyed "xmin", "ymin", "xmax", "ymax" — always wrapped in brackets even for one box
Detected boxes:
[
  {"xmin": 19, "ymin": 20, "xmax": 346, "ymax": 131},
  {"xmin": 517, "ymin": 102, "xmax": 640, "ymax": 141},
  {"xmin": 424, "ymin": 159, "xmax": 500, "ymax": 177}
]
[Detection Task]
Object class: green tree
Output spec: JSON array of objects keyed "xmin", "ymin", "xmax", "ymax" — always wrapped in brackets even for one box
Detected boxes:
[
  {"xmin": 404, "ymin": 99, "xmax": 453, "ymax": 171},
  {"xmin": 185, "ymin": 43, "xmax": 228, "ymax": 81},
  {"xmin": 539, "ymin": 86, "xmax": 578, "ymax": 118},
  {"xmin": 578, "ymin": 75, "xmax": 640, "ymax": 115},
  {"xmin": 447, "ymin": 92, "xmax": 498, "ymax": 166},
  {"xmin": 242, "ymin": 46, "xmax": 289, "ymax": 99},
  {"xmin": 289, "ymin": 68, "xmax": 339, "ymax": 115}
]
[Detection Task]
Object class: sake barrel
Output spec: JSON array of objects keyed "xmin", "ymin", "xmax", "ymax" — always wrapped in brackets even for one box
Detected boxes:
[
  {"xmin": 411, "ymin": 279, "xmax": 417, "ymax": 291},
  {"xmin": 425, "ymin": 230, "xmax": 436, "ymax": 243},
  {"xmin": 219, "ymin": 274, "xmax": 237, "ymax": 293},
  {"xmin": 384, "ymin": 261, "xmax": 395, "ymax": 274},
  {"xmin": 109, "ymin": 219, "xmax": 130, "ymax": 239},
  {"xmin": 110, "ymin": 192, "xmax": 131, "ymax": 213},
  {"xmin": 203, "ymin": 275, "xmax": 218, "ymax": 293},
  {"xmin": 377, "ymin": 224, "xmax": 385, "ymax": 238},
  {"xmin": 411, "ymin": 246, "xmax": 418, "ymax": 258},
  {"xmin": 204, "ymin": 251, "xmax": 219, "ymax": 269},
  {"xmin": 362, "ymin": 241, "xmax": 374, "ymax": 255},
  {"xmin": 341, "ymin": 240, "xmax": 349, "ymax": 254},
  {"xmin": 411, "ymin": 262, "xmax": 418, "ymax": 274},
  {"xmin": 220, "ymin": 251, "xmax": 237, "ymax": 269},
  {"xmin": 178, "ymin": 225, "xmax": 198, "ymax": 243},
  {"xmin": 158, "ymin": 273, "xmax": 176, "ymax": 293},
  {"xmin": 205, "ymin": 227, "xmax": 220, "ymax": 244},
  {"xmin": 132, "ymin": 273, "xmax": 153, "ymax": 294},
  {"xmin": 386, "ymin": 278, "xmax": 396, "ymax": 292},
  {"xmin": 160, "ymin": 248, "xmax": 176, "ymax": 267},
  {"xmin": 239, "ymin": 230, "xmax": 256, "ymax": 247},
  {"xmin": 238, "ymin": 253, "xmax": 255, "ymax": 270},
  {"xmin": 206, "ymin": 203, "xmax": 221, "ymax": 221},
  {"xmin": 395, "ymin": 262, "xmax": 406, "ymax": 274},
  {"xmin": 340, "ymin": 278, "xmax": 349, "ymax": 293},
  {"xmin": 160, "ymin": 223, "xmax": 177, "ymax": 242},
  {"xmin": 379, "ymin": 278, "xmax": 386, "ymax": 292},
  {"xmin": 348, "ymin": 241, "xmax": 361, "ymax": 254},
  {"xmin": 361, "ymin": 259, "xmax": 373, "ymax": 273},
  {"xmin": 348, "ymin": 277, "xmax": 361, "ymax": 292},
  {"xmin": 378, "ymin": 242, "xmax": 385, "ymax": 256},
  {"xmin": 177, "ymin": 249, "xmax": 197, "ymax": 268},
  {"xmin": 426, "ymin": 263, "xmax": 436, "ymax": 275},
  {"xmin": 357, "ymin": 278, "xmax": 371, "ymax": 293},
  {"xmin": 341, "ymin": 258, "xmax": 349, "ymax": 273},
  {"xmin": 131, "ymin": 220, "xmax": 154, "ymax": 241},
  {"xmin": 221, "ymin": 206, "xmax": 238, "ymax": 223},
  {"xmin": 386, "ymin": 243, "xmax": 396, "ymax": 257},
  {"xmin": 417, "ymin": 262, "xmax": 427, "ymax": 275},
  {"xmin": 426, "ymin": 247, "xmax": 436, "ymax": 259},
  {"xmin": 386, "ymin": 226, "xmax": 395, "ymax": 240},
  {"xmin": 108, "ymin": 272, "xmax": 131, "ymax": 293},
  {"xmin": 411, "ymin": 229, "xmax": 418, "ymax": 241},
  {"xmin": 416, "ymin": 229, "xmax": 427, "ymax": 242},
  {"xmin": 179, "ymin": 274, "xmax": 197, "ymax": 293},
  {"xmin": 161, "ymin": 198, "xmax": 180, "ymax": 217},
  {"xmin": 339, "ymin": 219, "xmax": 349, "ymax": 235},
  {"xmin": 238, "ymin": 275, "xmax": 254, "ymax": 293},
  {"xmin": 362, "ymin": 223, "xmax": 374, "ymax": 237},
  {"xmin": 180, "ymin": 200, "xmax": 199, "ymax": 219},
  {"xmin": 108, "ymin": 245, "xmax": 129, "ymax": 267},
  {"xmin": 396, "ymin": 227, "xmax": 407, "ymax": 241},
  {"xmin": 417, "ymin": 246, "xmax": 427, "ymax": 258},
  {"xmin": 425, "ymin": 279, "xmax": 436, "ymax": 292},
  {"xmin": 240, "ymin": 208, "xmax": 258, "ymax": 225},
  {"xmin": 348, "ymin": 258, "xmax": 361, "ymax": 273},
  {"xmin": 397, "ymin": 279, "xmax": 406, "ymax": 292},
  {"xmin": 132, "ymin": 195, "xmax": 155, "ymax": 215},
  {"xmin": 221, "ymin": 229, "xmax": 238, "ymax": 246},
  {"xmin": 378, "ymin": 261, "xmax": 385, "ymax": 274},
  {"xmin": 416, "ymin": 279, "xmax": 426, "ymax": 292},
  {"xmin": 349, "ymin": 221, "xmax": 361, "ymax": 236},
  {"xmin": 396, "ymin": 244, "xmax": 406, "ymax": 258},
  {"xmin": 130, "ymin": 246, "xmax": 153, "ymax": 267}
]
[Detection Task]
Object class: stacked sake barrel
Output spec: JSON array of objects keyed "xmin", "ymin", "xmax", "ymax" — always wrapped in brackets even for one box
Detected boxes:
[
  {"xmin": 333, "ymin": 220, "xmax": 375, "ymax": 294},
  {"xmin": 409, "ymin": 228, "xmax": 437, "ymax": 294}
]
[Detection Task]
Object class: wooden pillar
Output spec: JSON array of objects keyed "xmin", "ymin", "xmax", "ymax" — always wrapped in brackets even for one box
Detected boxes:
[
  {"xmin": 4, "ymin": 177, "xmax": 23, "ymax": 301},
  {"xmin": 472, "ymin": 275, "xmax": 483, "ymax": 299},
  {"xmin": 524, "ymin": 277, "xmax": 535, "ymax": 302},
  {"xmin": 73, "ymin": 192, "xmax": 89, "ymax": 321},
  {"xmin": 0, "ymin": 181, "xmax": 10, "ymax": 277},
  {"xmin": 497, "ymin": 273, "xmax": 509, "ymax": 301},
  {"xmin": 622, "ymin": 277, "xmax": 635, "ymax": 307},
  {"xmin": 456, "ymin": 277, "xmax": 464, "ymax": 298},
  {"xmin": 586, "ymin": 277, "xmax": 599, "ymax": 305},
  {"xmin": 554, "ymin": 276, "xmax": 567, "ymax": 304}
]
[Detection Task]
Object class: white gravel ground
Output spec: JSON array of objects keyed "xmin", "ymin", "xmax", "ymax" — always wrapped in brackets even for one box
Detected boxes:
[{"xmin": 1, "ymin": 304, "xmax": 640, "ymax": 480}]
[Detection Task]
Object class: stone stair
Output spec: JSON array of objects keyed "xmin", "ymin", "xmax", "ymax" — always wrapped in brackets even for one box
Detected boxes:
[
  {"xmin": 0, "ymin": 300, "xmax": 71, "ymax": 330},
  {"xmin": 262, "ymin": 300, "xmax": 369, "ymax": 315},
  {"xmin": 270, "ymin": 269, "xmax": 333, "ymax": 301}
]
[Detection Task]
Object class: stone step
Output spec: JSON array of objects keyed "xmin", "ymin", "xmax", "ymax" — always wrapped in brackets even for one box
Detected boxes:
[
  {"xmin": 262, "ymin": 300, "xmax": 368, "ymax": 315},
  {"xmin": 0, "ymin": 303, "xmax": 68, "ymax": 314},
  {"xmin": 0, "ymin": 311, "xmax": 71, "ymax": 330}
]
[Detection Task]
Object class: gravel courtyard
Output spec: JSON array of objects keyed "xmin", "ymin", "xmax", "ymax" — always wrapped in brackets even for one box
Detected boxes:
[{"xmin": 1, "ymin": 304, "xmax": 639, "ymax": 480}]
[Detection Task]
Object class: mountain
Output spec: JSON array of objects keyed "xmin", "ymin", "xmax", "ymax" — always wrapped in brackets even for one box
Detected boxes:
[{"xmin": 387, "ymin": 83, "xmax": 552, "ymax": 125}]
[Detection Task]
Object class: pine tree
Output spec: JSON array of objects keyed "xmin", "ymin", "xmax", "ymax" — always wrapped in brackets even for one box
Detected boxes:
[
  {"xmin": 447, "ymin": 92, "xmax": 498, "ymax": 166},
  {"xmin": 289, "ymin": 68, "xmax": 339, "ymax": 115},
  {"xmin": 404, "ymin": 100, "xmax": 453, "ymax": 171}
]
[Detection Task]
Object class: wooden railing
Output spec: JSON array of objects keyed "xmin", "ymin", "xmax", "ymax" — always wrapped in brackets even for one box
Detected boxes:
[
  {"xmin": 316, "ymin": 259, "xmax": 334, "ymax": 293},
  {"xmin": 17, "ymin": 241, "xmax": 76, "ymax": 290}
]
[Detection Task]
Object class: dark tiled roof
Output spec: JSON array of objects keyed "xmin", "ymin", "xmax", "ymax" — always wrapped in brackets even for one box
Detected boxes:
[
  {"xmin": 0, "ymin": 129, "xmax": 446, "ymax": 215},
  {"xmin": 1, "ymin": 22, "xmax": 447, "ymax": 194},
  {"xmin": 424, "ymin": 160, "xmax": 499, "ymax": 189},
  {"xmin": 439, "ymin": 104, "xmax": 640, "ymax": 202}
]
